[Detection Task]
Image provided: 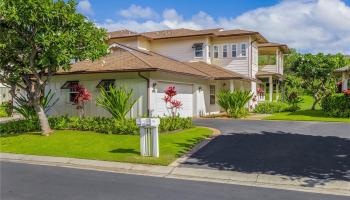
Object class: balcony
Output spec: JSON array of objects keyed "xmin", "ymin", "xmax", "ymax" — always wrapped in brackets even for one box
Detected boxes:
[{"xmin": 256, "ymin": 43, "xmax": 289, "ymax": 102}]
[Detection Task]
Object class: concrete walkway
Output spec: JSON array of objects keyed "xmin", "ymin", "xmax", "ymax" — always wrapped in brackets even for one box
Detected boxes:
[
  {"xmin": 0, "ymin": 114, "xmax": 23, "ymax": 124},
  {"xmin": 1, "ymin": 153, "xmax": 349, "ymax": 196}
]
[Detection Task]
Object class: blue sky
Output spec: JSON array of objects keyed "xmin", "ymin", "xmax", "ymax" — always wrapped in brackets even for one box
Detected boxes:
[{"xmin": 77, "ymin": 0, "xmax": 350, "ymax": 54}]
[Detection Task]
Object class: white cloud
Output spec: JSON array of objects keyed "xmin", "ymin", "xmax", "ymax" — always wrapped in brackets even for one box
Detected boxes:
[
  {"xmin": 118, "ymin": 4, "xmax": 159, "ymax": 19},
  {"xmin": 98, "ymin": 0, "xmax": 350, "ymax": 54},
  {"xmin": 78, "ymin": 0, "xmax": 94, "ymax": 15}
]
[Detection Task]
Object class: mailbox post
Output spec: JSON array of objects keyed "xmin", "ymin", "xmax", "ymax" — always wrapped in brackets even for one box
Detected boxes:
[{"xmin": 136, "ymin": 118, "xmax": 160, "ymax": 157}]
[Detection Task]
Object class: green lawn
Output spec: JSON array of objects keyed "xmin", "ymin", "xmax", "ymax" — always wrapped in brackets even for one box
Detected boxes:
[
  {"xmin": 0, "ymin": 127, "xmax": 212, "ymax": 165},
  {"xmin": 264, "ymin": 96, "xmax": 350, "ymax": 123}
]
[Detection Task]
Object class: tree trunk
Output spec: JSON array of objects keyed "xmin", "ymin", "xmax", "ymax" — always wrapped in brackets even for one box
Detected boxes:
[
  {"xmin": 311, "ymin": 98, "xmax": 320, "ymax": 110},
  {"xmin": 34, "ymin": 104, "xmax": 52, "ymax": 136}
]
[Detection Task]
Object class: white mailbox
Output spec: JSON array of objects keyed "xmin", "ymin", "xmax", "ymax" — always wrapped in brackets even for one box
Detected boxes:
[{"xmin": 136, "ymin": 118, "xmax": 160, "ymax": 157}]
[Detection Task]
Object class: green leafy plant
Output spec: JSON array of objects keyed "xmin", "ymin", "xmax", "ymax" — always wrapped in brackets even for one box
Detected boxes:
[
  {"xmin": 0, "ymin": 106, "xmax": 8, "ymax": 118},
  {"xmin": 159, "ymin": 116, "xmax": 193, "ymax": 132},
  {"xmin": 96, "ymin": 86, "xmax": 138, "ymax": 121},
  {"xmin": 217, "ymin": 90, "xmax": 253, "ymax": 118},
  {"xmin": 254, "ymin": 102, "xmax": 289, "ymax": 114},
  {"xmin": 13, "ymin": 90, "xmax": 58, "ymax": 120},
  {"xmin": 285, "ymin": 90, "xmax": 303, "ymax": 112},
  {"xmin": 321, "ymin": 93, "xmax": 350, "ymax": 118}
]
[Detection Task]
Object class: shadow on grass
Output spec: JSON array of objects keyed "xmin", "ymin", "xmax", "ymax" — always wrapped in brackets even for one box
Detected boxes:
[
  {"xmin": 285, "ymin": 110, "xmax": 326, "ymax": 117},
  {"xmin": 184, "ymin": 131, "xmax": 350, "ymax": 184},
  {"xmin": 0, "ymin": 132, "xmax": 42, "ymax": 138},
  {"xmin": 109, "ymin": 148, "xmax": 139, "ymax": 155},
  {"xmin": 173, "ymin": 136, "xmax": 209, "ymax": 157}
]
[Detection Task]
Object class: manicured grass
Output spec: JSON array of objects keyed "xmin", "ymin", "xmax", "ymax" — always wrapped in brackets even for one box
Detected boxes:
[
  {"xmin": 0, "ymin": 127, "xmax": 212, "ymax": 165},
  {"xmin": 265, "ymin": 110, "xmax": 350, "ymax": 123},
  {"xmin": 265, "ymin": 96, "xmax": 350, "ymax": 123}
]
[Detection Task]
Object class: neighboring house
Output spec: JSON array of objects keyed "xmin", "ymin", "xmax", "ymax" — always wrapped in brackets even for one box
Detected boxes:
[
  {"xmin": 335, "ymin": 66, "xmax": 350, "ymax": 91},
  {"xmin": 46, "ymin": 28, "xmax": 289, "ymax": 118},
  {"xmin": 0, "ymin": 83, "xmax": 11, "ymax": 105}
]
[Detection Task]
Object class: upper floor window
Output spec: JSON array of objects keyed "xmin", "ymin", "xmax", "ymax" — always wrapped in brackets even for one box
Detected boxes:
[
  {"xmin": 241, "ymin": 43, "xmax": 247, "ymax": 57},
  {"xmin": 192, "ymin": 43, "xmax": 203, "ymax": 58},
  {"xmin": 223, "ymin": 45, "xmax": 228, "ymax": 58},
  {"xmin": 231, "ymin": 44, "xmax": 237, "ymax": 58},
  {"xmin": 213, "ymin": 46, "xmax": 219, "ymax": 58}
]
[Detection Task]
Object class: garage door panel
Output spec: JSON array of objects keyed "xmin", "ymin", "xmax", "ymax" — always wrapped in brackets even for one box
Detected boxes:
[{"xmin": 154, "ymin": 82, "xmax": 193, "ymax": 117}]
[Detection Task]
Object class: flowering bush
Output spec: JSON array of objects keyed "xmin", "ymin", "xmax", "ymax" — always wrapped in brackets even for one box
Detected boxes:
[
  {"xmin": 71, "ymin": 84, "xmax": 91, "ymax": 118},
  {"xmin": 163, "ymin": 86, "xmax": 182, "ymax": 117}
]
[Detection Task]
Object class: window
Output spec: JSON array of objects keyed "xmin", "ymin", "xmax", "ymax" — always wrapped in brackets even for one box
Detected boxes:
[
  {"xmin": 231, "ymin": 44, "xmax": 237, "ymax": 58},
  {"xmin": 210, "ymin": 85, "xmax": 215, "ymax": 105},
  {"xmin": 61, "ymin": 81, "xmax": 79, "ymax": 103},
  {"xmin": 192, "ymin": 43, "xmax": 203, "ymax": 58},
  {"xmin": 213, "ymin": 46, "xmax": 218, "ymax": 58},
  {"xmin": 97, "ymin": 79, "xmax": 115, "ymax": 92},
  {"xmin": 241, "ymin": 43, "xmax": 247, "ymax": 57},
  {"xmin": 223, "ymin": 45, "xmax": 227, "ymax": 58}
]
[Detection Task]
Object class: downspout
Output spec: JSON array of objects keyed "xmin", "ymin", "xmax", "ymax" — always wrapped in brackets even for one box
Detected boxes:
[{"xmin": 138, "ymin": 72, "xmax": 150, "ymax": 117}]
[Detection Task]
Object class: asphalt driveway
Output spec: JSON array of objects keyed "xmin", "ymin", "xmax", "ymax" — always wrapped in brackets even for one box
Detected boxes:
[{"xmin": 182, "ymin": 119, "xmax": 350, "ymax": 181}]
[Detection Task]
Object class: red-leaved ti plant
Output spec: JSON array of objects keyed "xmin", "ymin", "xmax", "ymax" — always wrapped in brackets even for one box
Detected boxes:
[
  {"xmin": 71, "ymin": 83, "xmax": 91, "ymax": 118},
  {"xmin": 343, "ymin": 89, "xmax": 350, "ymax": 96},
  {"xmin": 163, "ymin": 86, "xmax": 182, "ymax": 117},
  {"xmin": 256, "ymin": 87, "xmax": 264, "ymax": 95}
]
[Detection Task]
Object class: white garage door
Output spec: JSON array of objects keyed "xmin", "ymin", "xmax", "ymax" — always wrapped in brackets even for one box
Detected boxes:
[{"xmin": 153, "ymin": 82, "xmax": 193, "ymax": 117}]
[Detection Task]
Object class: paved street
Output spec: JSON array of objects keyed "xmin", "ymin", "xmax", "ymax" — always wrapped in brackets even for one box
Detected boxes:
[
  {"xmin": 1, "ymin": 161, "xmax": 349, "ymax": 200},
  {"xmin": 183, "ymin": 119, "xmax": 350, "ymax": 181}
]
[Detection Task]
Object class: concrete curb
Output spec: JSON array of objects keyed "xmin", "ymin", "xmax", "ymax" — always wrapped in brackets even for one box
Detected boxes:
[{"xmin": 1, "ymin": 153, "xmax": 349, "ymax": 196}]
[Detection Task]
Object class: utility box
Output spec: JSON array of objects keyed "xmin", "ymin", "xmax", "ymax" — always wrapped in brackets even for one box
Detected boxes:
[{"xmin": 136, "ymin": 118, "xmax": 160, "ymax": 157}]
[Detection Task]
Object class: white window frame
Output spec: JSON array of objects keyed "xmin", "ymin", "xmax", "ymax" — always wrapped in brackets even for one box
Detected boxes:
[
  {"xmin": 231, "ymin": 44, "xmax": 237, "ymax": 58},
  {"xmin": 194, "ymin": 44, "xmax": 203, "ymax": 58},
  {"xmin": 213, "ymin": 45, "xmax": 219, "ymax": 58},
  {"xmin": 209, "ymin": 85, "xmax": 216, "ymax": 105},
  {"xmin": 223, "ymin": 45, "xmax": 228, "ymax": 58},
  {"xmin": 240, "ymin": 43, "xmax": 247, "ymax": 57}
]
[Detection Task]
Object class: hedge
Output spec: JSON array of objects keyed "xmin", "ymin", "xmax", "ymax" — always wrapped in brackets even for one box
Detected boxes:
[
  {"xmin": 0, "ymin": 116, "xmax": 193, "ymax": 135},
  {"xmin": 254, "ymin": 102, "xmax": 289, "ymax": 114},
  {"xmin": 321, "ymin": 93, "xmax": 350, "ymax": 118}
]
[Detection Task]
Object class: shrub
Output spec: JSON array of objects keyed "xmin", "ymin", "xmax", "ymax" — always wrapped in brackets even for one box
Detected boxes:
[
  {"xmin": 254, "ymin": 102, "xmax": 289, "ymax": 114},
  {"xmin": 217, "ymin": 90, "xmax": 253, "ymax": 118},
  {"xmin": 1, "ymin": 116, "xmax": 193, "ymax": 135},
  {"xmin": 159, "ymin": 116, "xmax": 193, "ymax": 132},
  {"xmin": 0, "ymin": 120, "xmax": 40, "ymax": 135},
  {"xmin": 96, "ymin": 86, "xmax": 138, "ymax": 121},
  {"xmin": 1, "ymin": 101, "xmax": 13, "ymax": 117},
  {"xmin": 321, "ymin": 93, "xmax": 350, "ymax": 118},
  {"xmin": 0, "ymin": 106, "xmax": 8, "ymax": 117}
]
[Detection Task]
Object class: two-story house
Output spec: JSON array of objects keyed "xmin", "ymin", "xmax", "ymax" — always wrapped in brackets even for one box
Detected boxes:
[{"xmin": 46, "ymin": 28, "xmax": 288, "ymax": 117}]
